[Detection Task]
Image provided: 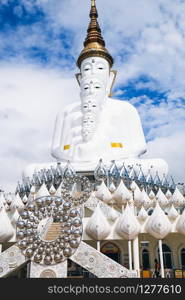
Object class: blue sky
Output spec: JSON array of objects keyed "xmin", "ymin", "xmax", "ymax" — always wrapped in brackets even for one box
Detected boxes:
[{"xmin": 0, "ymin": 0, "xmax": 185, "ymax": 191}]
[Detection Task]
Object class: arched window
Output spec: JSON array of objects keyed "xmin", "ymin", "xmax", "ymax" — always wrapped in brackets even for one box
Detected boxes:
[
  {"xmin": 101, "ymin": 242, "xmax": 120, "ymax": 263},
  {"xmin": 180, "ymin": 248, "xmax": 185, "ymax": 269},
  {"xmin": 142, "ymin": 248, "xmax": 150, "ymax": 270},
  {"xmin": 158, "ymin": 244, "xmax": 173, "ymax": 269}
]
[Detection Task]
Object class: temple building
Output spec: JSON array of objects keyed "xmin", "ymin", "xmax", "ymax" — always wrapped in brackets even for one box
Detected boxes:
[{"xmin": 0, "ymin": 0, "xmax": 185, "ymax": 279}]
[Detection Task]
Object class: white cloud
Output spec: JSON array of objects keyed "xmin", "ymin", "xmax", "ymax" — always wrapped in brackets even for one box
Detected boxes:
[
  {"xmin": 0, "ymin": 63, "xmax": 78, "ymax": 192},
  {"xmin": 13, "ymin": 5, "xmax": 24, "ymax": 18},
  {"xmin": 130, "ymin": 95, "xmax": 185, "ymax": 183},
  {"xmin": 2, "ymin": 0, "xmax": 185, "ymax": 99},
  {"xmin": 144, "ymin": 133, "xmax": 185, "ymax": 183}
]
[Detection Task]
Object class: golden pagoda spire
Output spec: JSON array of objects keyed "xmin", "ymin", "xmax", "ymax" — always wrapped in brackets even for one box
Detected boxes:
[
  {"xmin": 91, "ymin": 0, "xmax": 95, "ymax": 7},
  {"xmin": 77, "ymin": 0, "xmax": 113, "ymax": 68}
]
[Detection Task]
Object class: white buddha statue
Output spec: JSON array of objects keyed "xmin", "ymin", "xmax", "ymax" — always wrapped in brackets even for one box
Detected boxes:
[
  {"xmin": 23, "ymin": 0, "xmax": 168, "ymax": 178},
  {"xmin": 50, "ymin": 56, "xmax": 168, "ymax": 175},
  {"xmin": 52, "ymin": 59, "xmax": 146, "ymax": 162}
]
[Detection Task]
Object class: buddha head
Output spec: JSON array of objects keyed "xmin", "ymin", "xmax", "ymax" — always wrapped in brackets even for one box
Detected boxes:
[
  {"xmin": 82, "ymin": 112, "xmax": 96, "ymax": 142},
  {"xmin": 80, "ymin": 75, "xmax": 107, "ymax": 109},
  {"xmin": 76, "ymin": 1, "xmax": 116, "ymax": 97},
  {"xmin": 77, "ymin": 57, "xmax": 116, "ymax": 97}
]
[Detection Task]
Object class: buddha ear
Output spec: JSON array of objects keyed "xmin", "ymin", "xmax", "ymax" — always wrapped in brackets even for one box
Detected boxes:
[
  {"xmin": 75, "ymin": 73, "xmax": 82, "ymax": 86},
  {"xmin": 108, "ymin": 70, "xmax": 117, "ymax": 97}
]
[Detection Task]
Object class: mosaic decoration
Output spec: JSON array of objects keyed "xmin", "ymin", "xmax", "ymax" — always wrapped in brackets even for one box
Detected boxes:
[
  {"xmin": 40, "ymin": 269, "xmax": 57, "ymax": 278},
  {"xmin": 0, "ymin": 245, "xmax": 27, "ymax": 278},
  {"xmin": 71, "ymin": 241, "xmax": 137, "ymax": 278},
  {"xmin": 29, "ymin": 261, "xmax": 67, "ymax": 278},
  {"xmin": 61, "ymin": 175, "xmax": 91, "ymax": 205},
  {"xmin": 16, "ymin": 176, "xmax": 91, "ymax": 266},
  {"xmin": 16, "ymin": 195, "xmax": 83, "ymax": 265}
]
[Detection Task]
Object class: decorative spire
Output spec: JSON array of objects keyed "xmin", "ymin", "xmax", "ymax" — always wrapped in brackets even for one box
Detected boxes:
[
  {"xmin": 91, "ymin": 0, "xmax": 96, "ymax": 7},
  {"xmin": 77, "ymin": 0, "xmax": 113, "ymax": 68}
]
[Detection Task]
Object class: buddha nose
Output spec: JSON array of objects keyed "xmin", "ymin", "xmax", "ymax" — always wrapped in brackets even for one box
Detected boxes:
[
  {"xmin": 85, "ymin": 103, "xmax": 91, "ymax": 112},
  {"xmin": 91, "ymin": 65, "xmax": 95, "ymax": 75},
  {"xmin": 89, "ymin": 86, "xmax": 94, "ymax": 95}
]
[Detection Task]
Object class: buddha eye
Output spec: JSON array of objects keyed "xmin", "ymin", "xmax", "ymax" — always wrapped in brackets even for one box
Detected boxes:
[
  {"xmin": 84, "ymin": 87, "xmax": 89, "ymax": 90},
  {"xmin": 97, "ymin": 64, "xmax": 104, "ymax": 70},
  {"xmin": 84, "ymin": 65, "xmax": 90, "ymax": 71},
  {"xmin": 95, "ymin": 86, "xmax": 100, "ymax": 89},
  {"xmin": 92, "ymin": 105, "xmax": 96, "ymax": 108},
  {"xmin": 83, "ymin": 105, "xmax": 88, "ymax": 108}
]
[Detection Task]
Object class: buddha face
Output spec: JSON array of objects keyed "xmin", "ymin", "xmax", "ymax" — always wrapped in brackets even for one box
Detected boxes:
[
  {"xmin": 82, "ymin": 112, "xmax": 96, "ymax": 142},
  {"xmin": 80, "ymin": 76, "xmax": 106, "ymax": 113},
  {"xmin": 80, "ymin": 57, "xmax": 110, "ymax": 94}
]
